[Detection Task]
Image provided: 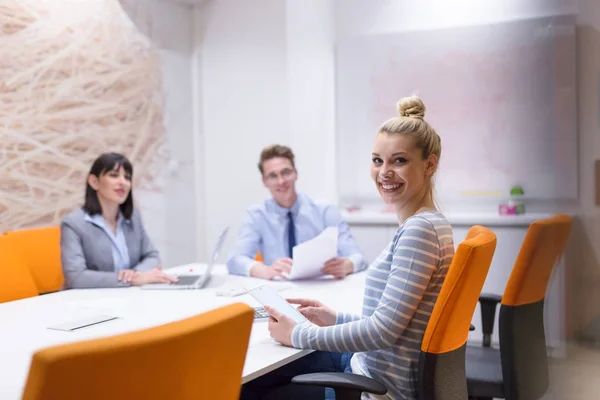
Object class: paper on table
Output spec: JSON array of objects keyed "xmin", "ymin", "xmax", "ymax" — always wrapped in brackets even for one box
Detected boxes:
[{"xmin": 287, "ymin": 227, "xmax": 338, "ymax": 280}]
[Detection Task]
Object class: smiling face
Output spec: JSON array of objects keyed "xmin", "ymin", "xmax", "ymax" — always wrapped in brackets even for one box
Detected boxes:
[
  {"xmin": 88, "ymin": 165, "xmax": 132, "ymax": 207},
  {"xmin": 370, "ymin": 132, "xmax": 437, "ymax": 208},
  {"xmin": 262, "ymin": 157, "xmax": 298, "ymax": 207}
]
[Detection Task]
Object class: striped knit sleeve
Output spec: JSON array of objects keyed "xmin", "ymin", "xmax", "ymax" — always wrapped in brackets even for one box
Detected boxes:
[
  {"xmin": 335, "ymin": 311, "xmax": 361, "ymax": 325},
  {"xmin": 291, "ymin": 216, "xmax": 440, "ymax": 352}
]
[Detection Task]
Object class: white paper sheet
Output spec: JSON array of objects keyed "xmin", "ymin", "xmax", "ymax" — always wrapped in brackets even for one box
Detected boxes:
[{"xmin": 287, "ymin": 227, "xmax": 338, "ymax": 280}]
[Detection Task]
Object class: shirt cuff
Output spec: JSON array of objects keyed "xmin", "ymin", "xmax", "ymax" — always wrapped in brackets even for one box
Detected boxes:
[
  {"xmin": 230, "ymin": 258, "xmax": 258, "ymax": 277},
  {"xmin": 245, "ymin": 261, "xmax": 263, "ymax": 277},
  {"xmin": 291, "ymin": 320, "xmax": 311, "ymax": 349},
  {"xmin": 345, "ymin": 253, "xmax": 365, "ymax": 273},
  {"xmin": 291, "ymin": 321, "xmax": 306, "ymax": 348}
]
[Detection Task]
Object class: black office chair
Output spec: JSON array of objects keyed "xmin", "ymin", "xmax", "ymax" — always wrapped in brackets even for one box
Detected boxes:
[
  {"xmin": 466, "ymin": 214, "xmax": 572, "ymax": 400},
  {"xmin": 291, "ymin": 226, "xmax": 497, "ymax": 400}
]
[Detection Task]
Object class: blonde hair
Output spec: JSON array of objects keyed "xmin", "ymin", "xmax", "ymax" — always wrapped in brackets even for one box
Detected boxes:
[
  {"xmin": 378, "ymin": 96, "xmax": 442, "ymax": 205},
  {"xmin": 378, "ymin": 96, "xmax": 441, "ymax": 166}
]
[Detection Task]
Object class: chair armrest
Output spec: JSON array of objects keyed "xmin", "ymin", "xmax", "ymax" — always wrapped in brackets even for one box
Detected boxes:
[
  {"xmin": 480, "ymin": 293, "xmax": 502, "ymax": 303},
  {"xmin": 478, "ymin": 293, "xmax": 503, "ymax": 347},
  {"xmin": 292, "ymin": 372, "xmax": 387, "ymax": 397}
]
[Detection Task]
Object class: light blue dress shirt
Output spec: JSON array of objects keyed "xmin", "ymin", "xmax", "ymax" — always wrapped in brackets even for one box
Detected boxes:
[
  {"xmin": 84, "ymin": 212, "xmax": 131, "ymax": 272},
  {"xmin": 226, "ymin": 194, "xmax": 367, "ymax": 276}
]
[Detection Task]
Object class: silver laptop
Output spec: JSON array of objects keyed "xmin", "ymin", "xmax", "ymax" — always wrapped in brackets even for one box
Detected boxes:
[{"xmin": 141, "ymin": 227, "xmax": 229, "ymax": 290}]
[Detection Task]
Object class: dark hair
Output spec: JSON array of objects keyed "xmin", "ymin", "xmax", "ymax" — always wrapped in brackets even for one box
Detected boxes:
[
  {"xmin": 83, "ymin": 152, "xmax": 134, "ymax": 219},
  {"xmin": 257, "ymin": 144, "xmax": 295, "ymax": 175}
]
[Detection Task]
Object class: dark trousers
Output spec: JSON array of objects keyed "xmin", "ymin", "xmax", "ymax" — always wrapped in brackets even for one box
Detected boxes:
[{"xmin": 240, "ymin": 351, "xmax": 353, "ymax": 400}]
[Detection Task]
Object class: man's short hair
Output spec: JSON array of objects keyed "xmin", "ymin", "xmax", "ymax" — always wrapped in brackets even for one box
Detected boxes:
[{"xmin": 258, "ymin": 144, "xmax": 295, "ymax": 175}]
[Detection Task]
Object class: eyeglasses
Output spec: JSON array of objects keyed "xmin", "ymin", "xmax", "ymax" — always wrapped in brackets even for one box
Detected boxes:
[{"xmin": 264, "ymin": 168, "xmax": 296, "ymax": 184}]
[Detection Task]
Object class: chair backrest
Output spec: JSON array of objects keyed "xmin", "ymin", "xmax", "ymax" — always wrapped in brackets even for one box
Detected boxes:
[
  {"xmin": 4, "ymin": 226, "xmax": 63, "ymax": 293},
  {"xmin": 22, "ymin": 302, "xmax": 254, "ymax": 400},
  {"xmin": 418, "ymin": 225, "xmax": 497, "ymax": 400},
  {"xmin": 498, "ymin": 214, "xmax": 572, "ymax": 400},
  {"xmin": 0, "ymin": 235, "xmax": 39, "ymax": 303}
]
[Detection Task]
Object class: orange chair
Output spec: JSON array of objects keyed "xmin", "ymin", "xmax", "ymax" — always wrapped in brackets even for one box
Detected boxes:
[
  {"xmin": 4, "ymin": 226, "xmax": 63, "ymax": 293},
  {"xmin": 417, "ymin": 225, "xmax": 497, "ymax": 399},
  {"xmin": 467, "ymin": 214, "xmax": 573, "ymax": 400},
  {"xmin": 0, "ymin": 235, "xmax": 39, "ymax": 303},
  {"xmin": 22, "ymin": 303, "xmax": 255, "ymax": 400},
  {"xmin": 255, "ymin": 251, "xmax": 263, "ymax": 262},
  {"xmin": 291, "ymin": 225, "xmax": 498, "ymax": 400}
]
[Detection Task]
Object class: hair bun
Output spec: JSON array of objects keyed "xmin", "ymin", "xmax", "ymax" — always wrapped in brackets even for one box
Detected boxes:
[{"xmin": 397, "ymin": 96, "xmax": 426, "ymax": 119}]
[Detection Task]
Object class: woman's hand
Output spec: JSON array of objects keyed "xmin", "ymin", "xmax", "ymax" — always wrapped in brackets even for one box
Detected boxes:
[
  {"xmin": 265, "ymin": 306, "xmax": 297, "ymax": 347},
  {"xmin": 131, "ymin": 266, "xmax": 178, "ymax": 286},
  {"xmin": 118, "ymin": 269, "xmax": 139, "ymax": 284},
  {"xmin": 286, "ymin": 298, "xmax": 337, "ymax": 327}
]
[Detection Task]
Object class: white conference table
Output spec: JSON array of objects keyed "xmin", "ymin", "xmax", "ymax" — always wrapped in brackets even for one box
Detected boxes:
[{"xmin": 0, "ymin": 263, "xmax": 365, "ymax": 400}]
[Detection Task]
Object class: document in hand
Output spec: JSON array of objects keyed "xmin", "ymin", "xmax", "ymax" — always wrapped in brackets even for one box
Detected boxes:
[{"xmin": 287, "ymin": 227, "xmax": 338, "ymax": 280}]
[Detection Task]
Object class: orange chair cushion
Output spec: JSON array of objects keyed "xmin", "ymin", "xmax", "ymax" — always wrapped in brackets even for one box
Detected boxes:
[
  {"xmin": 4, "ymin": 226, "xmax": 63, "ymax": 293},
  {"xmin": 502, "ymin": 214, "xmax": 572, "ymax": 306},
  {"xmin": 22, "ymin": 303, "xmax": 254, "ymax": 400},
  {"xmin": 0, "ymin": 236, "xmax": 39, "ymax": 303},
  {"xmin": 421, "ymin": 225, "xmax": 497, "ymax": 354}
]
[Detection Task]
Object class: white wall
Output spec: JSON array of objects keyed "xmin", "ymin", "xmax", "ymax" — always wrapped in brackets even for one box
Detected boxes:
[
  {"xmin": 286, "ymin": 0, "xmax": 337, "ymax": 203},
  {"xmin": 335, "ymin": 0, "xmax": 600, "ymax": 338},
  {"xmin": 199, "ymin": 0, "xmax": 288, "ymax": 260},
  {"xmin": 335, "ymin": 0, "xmax": 576, "ymax": 37},
  {"xmin": 196, "ymin": 0, "xmax": 336, "ymax": 259},
  {"xmin": 577, "ymin": 0, "xmax": 600, "ymax": 261},
  {"xmin": 567, "ymin": 0, "xmax": 600, "ymax": 336},
  {"xmin": 121, "ymin": 0, "xmax": 197, "ymax": 267},
  {"xmin": 335, "ymin": 0, "xmax": 580, "ymax": 212}
]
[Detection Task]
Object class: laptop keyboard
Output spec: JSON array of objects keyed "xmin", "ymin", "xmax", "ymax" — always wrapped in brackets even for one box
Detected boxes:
[
  {"xmin": 254, "ymin": 307, "xmax": 269, "ymax": 320},
  {"xmin": 174, "ymin": 275, "xmax": 201, "ymax": 285}
]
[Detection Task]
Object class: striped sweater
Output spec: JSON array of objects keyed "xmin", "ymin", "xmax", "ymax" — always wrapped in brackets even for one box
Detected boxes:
[{"xmin": 291, "ymin": 211, "xmax": 454, "ymax": 399}]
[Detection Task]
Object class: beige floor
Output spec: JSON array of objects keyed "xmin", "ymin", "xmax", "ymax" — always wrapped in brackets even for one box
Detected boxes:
[{"xmin": 540, "ymin": 341, "xmax": 600, "ymax": 400}]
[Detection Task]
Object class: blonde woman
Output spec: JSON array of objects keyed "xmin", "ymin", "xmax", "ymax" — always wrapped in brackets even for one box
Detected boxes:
[{"xmin": 242, "ymin": 96, "xmax": 454, "ymax": 400}]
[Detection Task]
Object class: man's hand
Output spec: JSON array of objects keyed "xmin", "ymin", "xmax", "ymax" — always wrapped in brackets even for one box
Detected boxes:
[
  {"xmin": 321, "ymin": 257, "xmax": 353, "ymax": 279},
  {"xmin": 250, "ymin": 258, "xmax": 293, "ymax": 280}
]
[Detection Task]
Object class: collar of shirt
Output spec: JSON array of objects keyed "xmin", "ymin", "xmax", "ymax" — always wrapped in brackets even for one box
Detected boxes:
[
  {"xmin": 266, "ymin": 193, "xmax": 304, "ymax": 218},
  {"xmin": 84, "ymin": 212, "xmax": 129, "ymax": 230}
]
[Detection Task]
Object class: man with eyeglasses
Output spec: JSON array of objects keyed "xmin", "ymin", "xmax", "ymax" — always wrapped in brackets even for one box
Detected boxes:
[{"xmin": 226, "ymin": 144, "xmax": 367, "ymax": 280}]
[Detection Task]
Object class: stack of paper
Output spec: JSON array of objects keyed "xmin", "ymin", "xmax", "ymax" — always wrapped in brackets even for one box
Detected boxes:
[{"xmin": 287, "ymin": 227, "xmax": 338, "ymax": 280}]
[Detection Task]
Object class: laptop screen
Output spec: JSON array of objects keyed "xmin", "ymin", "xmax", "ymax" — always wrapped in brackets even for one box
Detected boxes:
[{"xmin": 204, "ymin": 227, "xmax": 229, "ymax": 275}]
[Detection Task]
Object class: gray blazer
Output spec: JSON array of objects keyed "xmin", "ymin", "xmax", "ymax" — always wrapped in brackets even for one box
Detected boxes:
[{"xmin": 60, "ymin": 207, "xmax": 160, "ymax": 289}]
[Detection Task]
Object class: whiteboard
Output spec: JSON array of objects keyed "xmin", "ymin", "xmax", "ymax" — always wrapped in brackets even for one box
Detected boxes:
[{"xmin": 335, "ymin": 15, "xmax": 578, "ymax": 202}]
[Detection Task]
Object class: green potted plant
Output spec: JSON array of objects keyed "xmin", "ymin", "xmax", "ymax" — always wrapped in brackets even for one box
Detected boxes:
[{"xmin": 509, "ymin": 185, "xmax": 525, "ymax": 214}]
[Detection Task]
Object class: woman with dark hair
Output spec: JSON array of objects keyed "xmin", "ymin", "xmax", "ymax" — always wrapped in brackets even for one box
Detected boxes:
[{"xmin": 60, "ymin": 152, "xmax": 177, "ymax": 289}]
